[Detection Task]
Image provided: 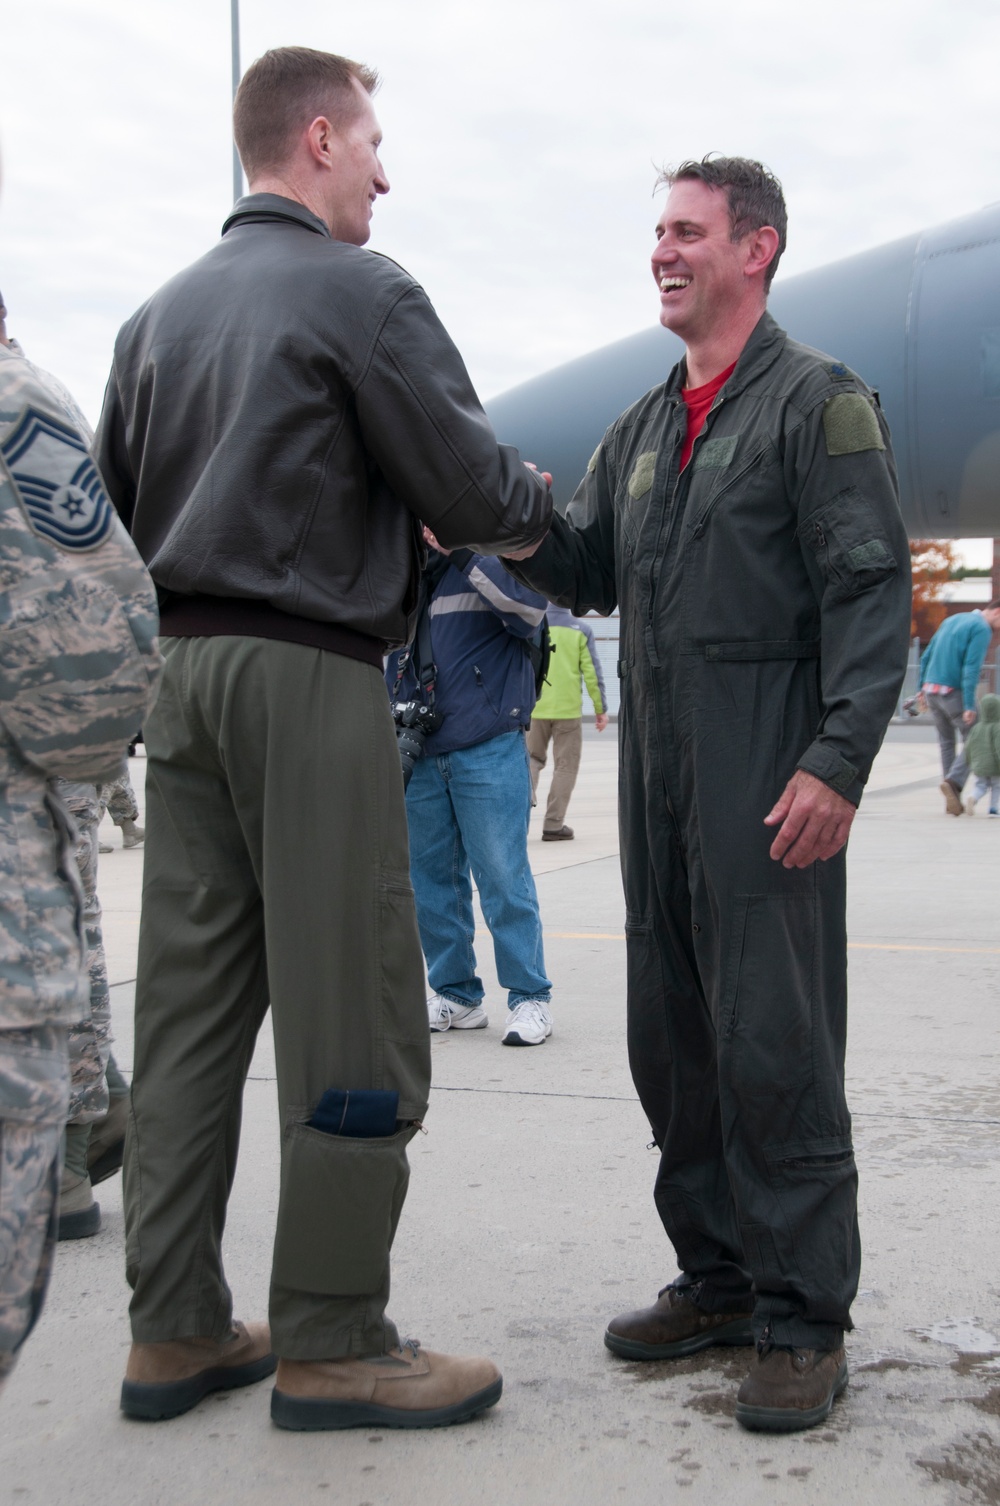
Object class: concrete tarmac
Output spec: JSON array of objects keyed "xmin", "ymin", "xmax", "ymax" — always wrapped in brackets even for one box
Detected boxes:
[{"xmin": 3, "ymin": 724, "xmax": 999, "ymax": 1506}]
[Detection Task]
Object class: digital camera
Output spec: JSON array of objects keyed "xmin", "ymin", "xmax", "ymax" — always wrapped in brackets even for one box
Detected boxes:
[{"xmin": 391, "ymin": 700, "xmax": 443, "ymax": 788}]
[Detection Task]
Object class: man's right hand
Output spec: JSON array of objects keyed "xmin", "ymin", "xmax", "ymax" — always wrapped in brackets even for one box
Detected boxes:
[
  {"xmin": 505, "ymin": 463, "xmax": 552, "ymax": 557},
  {"xmin": 595, "ymin": 713, "xmax": 609, "ymax": 732},
  {"xmin": 963, "ymin": 709, "xmax": 977, "ymax": 725}
]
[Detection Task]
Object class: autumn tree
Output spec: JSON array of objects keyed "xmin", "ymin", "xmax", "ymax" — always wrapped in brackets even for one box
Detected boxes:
[{"xmin": 910, "ymin": 538, "xmax": 959, "ymax": 643}]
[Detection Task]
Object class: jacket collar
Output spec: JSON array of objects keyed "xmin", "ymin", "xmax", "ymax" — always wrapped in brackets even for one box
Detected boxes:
[
  {"xmin": 221, "ymin": 193, "xmax": 331, "ymax": 240},
  {"xmin": 663, "ymin": 309, "xmax": 787, "ymax": 402}
]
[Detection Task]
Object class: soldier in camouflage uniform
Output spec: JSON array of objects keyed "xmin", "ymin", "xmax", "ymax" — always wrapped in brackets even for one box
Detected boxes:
[
  {"xmin": 0, "ymin": 331, "xmax": 162, "ymax": 1394},
  {"xmin": 0, "ymin": 304, "xmax": 132, "ymax": 1239},
  {"xmin": 98, "ymin": 769, "xmax": 143, "ymax": 850}
]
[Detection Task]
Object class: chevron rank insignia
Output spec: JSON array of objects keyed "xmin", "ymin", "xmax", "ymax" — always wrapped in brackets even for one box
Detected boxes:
[{"xmin": 1, "ymin": 407, "xmax": 114, "ymax": 551}]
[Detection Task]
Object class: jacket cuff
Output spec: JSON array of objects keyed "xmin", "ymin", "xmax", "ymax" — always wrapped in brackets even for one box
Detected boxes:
[{"xmin": 796, "ymin": 744, "xmax": 862, "ymax": 805}]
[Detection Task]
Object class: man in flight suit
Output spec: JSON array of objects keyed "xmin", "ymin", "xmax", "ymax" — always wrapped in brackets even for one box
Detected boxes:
[
  {"xmin": 507, "ymin": 157, "xmax": 911, "ymax": 1432},
  {"xmin": 96, "ymin": 47, "xmax": 550, "ymax": 1429}
]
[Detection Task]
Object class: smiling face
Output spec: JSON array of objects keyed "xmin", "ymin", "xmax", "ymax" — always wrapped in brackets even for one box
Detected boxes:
[
  {"xmin": 325, "ymin": 80, "xmax": 389, "ymax": 246},
  {"xmin": 651, "ymin": 178, "xmax": 759, "ymax": 345}
]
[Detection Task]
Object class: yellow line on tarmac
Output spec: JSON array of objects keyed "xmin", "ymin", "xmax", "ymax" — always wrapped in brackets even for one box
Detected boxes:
[{"xmin": 532, "ymin": 931, "xmax": 1000, "ymax": 956}]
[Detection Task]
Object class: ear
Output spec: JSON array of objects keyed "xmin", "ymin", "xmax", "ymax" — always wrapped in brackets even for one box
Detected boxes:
[
  {"xmin": 744, "ymin": 225, "xmax": 780, "ymax": 283},
  {"xmin": 303, "ymin": 115, "xmax": 336, "ymax": 171}
]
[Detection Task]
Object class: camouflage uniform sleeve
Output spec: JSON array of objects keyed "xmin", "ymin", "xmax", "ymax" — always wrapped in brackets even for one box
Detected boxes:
[
  {"xmin": 54, "ymin": 780, "xmax": 111, "ymax": 1121},
  {"xmin": 0, "ymin": 350, "xmax": 163, "ymax": 783}
]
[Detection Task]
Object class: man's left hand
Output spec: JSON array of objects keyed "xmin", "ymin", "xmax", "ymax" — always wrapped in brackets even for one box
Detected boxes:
[{"xmin": 764, "ymin": 770, "xmax": 856, "ymax": 869}]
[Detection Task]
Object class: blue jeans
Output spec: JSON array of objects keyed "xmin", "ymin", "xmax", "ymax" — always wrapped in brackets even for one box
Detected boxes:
[{"xmin": 405, "ymin": 731, "xmax": 551, "ymax": 1010}]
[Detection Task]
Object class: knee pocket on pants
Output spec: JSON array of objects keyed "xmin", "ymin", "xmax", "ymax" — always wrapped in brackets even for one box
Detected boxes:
[
  {"xmin": 272, "ymin": 1119, "xmax": 417, "ymax": 1296},
  {"xmin": 720, "ymin": 892, "xmax": 816, "ymax": 1093}
]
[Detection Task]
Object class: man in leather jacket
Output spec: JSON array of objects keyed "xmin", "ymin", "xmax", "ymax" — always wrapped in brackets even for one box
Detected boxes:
[
  {"xmin": 95, "ymin": 46, "xmax": 550, "ymax": 1431},
  {"xmin": 507, "ymin": 157, "xmax": 911, "ymax": 1433}
]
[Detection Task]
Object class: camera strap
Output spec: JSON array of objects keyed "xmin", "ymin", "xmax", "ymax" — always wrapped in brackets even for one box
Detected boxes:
[{"xmin": 390, "ymin": 580, "xmax": 437, "ymax": 707}]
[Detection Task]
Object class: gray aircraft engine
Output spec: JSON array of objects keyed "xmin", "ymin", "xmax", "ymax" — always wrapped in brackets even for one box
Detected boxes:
[{"xmin": 485, "ymin": 202, "xmax": 1000, "ymax": 539}]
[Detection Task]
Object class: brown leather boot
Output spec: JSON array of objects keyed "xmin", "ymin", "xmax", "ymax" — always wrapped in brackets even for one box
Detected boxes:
[
  {"xmin": 270, "ymin": 1341, "xmax": 502, "ymax": 1430},
  {"xmin": 121, "ymin": 1321, "xmax": 276, "ymax": 1420},
  {"xmin": 605, "ymin": 1284, "xmax": 754, "ymax": 1359},
  {"xmin": 735, "ymin": 1345, "xmax": 848, "ymax": 1432}
]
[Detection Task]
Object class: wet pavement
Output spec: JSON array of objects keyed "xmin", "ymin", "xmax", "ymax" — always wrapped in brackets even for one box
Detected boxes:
[{"xmin": 3, "ymin": 722, "xmax": 999, "ymax": 1505}]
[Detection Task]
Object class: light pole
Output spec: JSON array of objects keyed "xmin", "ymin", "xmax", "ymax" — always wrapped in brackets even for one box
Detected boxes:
[{"xmin": 230, "ymin": 0, "xmax": 243, "ymax": 204}]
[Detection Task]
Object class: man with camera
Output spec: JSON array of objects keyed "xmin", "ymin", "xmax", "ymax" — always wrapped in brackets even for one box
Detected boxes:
[
  {"xmin": 94, "ymin": 46, "xmax": 550, "ymax": 1430},
  {"xmin": 388, "ymin": 529, "xmax": 553, "ymax": 1046}
]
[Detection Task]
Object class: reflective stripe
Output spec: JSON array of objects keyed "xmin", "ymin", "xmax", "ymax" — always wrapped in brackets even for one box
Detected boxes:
[
  {"xmin": 467, "ymin": 565, "xmax": 546, "ymax": 627},
  {"xmin": 428, "ymin": 593, "xmax": 492, "ymax": 616}
]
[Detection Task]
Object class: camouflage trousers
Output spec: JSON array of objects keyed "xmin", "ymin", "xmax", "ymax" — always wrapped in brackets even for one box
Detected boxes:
[
  {"xmin": 99, "ymin": 772, "xmax": 138, "ymax": 826},
  {"xmin": 55, "ymin": 783, "xmax": 110, "ymax": 1124},
  {"xmin": 0, "ymin": 1025, "xmax": 69, "ymax": 1393}
]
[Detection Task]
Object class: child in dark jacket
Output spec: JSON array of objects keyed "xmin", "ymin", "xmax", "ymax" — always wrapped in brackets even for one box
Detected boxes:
[{"xmin": 964, "ymin": 693, "xmax": 1000, "ymax": 816}]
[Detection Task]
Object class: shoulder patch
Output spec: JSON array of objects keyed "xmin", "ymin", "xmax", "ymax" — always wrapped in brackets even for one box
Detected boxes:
[
  {"xmin": 628, "ymin": 450, "xmax": 657, "ymax": 499},
  {"xmin": 822, "ymin": 393, "xmax": 885, "ymax": 456},
  {"xmin": 587, "ymin": 444, "xmax": 602, "ymax": 474},
  {"xmin": 827, "ymin": 361, "xmax": 849, "ymax": 378},
  {"xmin": 1, "ymin": 407, "xmax": 114, "ymax": 551},
  {"xmin": 693, "ymin": 434, "xmax": 738, "ymax": 472}
]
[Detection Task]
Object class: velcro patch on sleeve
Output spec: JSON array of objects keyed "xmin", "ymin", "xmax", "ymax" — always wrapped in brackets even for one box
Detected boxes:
[
  {"xmin": 627, "ymin": 450, "xmax": 657, "ymax": 499},
  {"xmin": 846, "ymin": 539, "xmax": 894, "ymax": 572},
  {"xmin": 587, "ymin": 445, "xmax": 602, "ymax": 474},
  {"xmin": 693, "ymin": 434, "xmax": 738, "ymax": 472},
  {"xmin": 822, "ymin": 393, "xmax": 885, "ymax": 456}
]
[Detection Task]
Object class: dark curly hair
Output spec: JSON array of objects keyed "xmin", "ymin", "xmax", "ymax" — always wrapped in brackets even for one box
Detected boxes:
[{"xmin": 657, "ymin": 155, "xmax": 787, "ymax": 289}]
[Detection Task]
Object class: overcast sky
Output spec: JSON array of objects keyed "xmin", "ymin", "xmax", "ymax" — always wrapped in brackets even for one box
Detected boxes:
[{"xmin": 3, "ymin": 0, "xmax": 999, "ymax": 559}]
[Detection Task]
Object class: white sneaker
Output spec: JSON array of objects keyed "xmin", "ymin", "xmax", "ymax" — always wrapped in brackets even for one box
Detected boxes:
[
  {"xmin": 501, "ymin": 999, "xmax": 553, "ymax": 1047},
  {"xmin": 966, "ymin": 798, "xmax": 977, "ymax": 816},
  {"xmin": 427, "ymin": 994, "xmax": 488, "ymax": 1032}
]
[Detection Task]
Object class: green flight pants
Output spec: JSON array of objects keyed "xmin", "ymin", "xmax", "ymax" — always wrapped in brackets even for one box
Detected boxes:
[{"xmin": 124, "ymin": 636, "xmax": 430, "ymax": 1360}]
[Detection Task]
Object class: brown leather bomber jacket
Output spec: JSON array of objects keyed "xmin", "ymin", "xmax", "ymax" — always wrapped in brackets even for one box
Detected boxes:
[{"xmin": 95, "ymin": 195, "xmax": 551, "ymax": 649}]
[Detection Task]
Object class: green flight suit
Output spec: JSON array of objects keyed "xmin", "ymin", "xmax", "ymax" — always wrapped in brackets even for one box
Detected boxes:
[{"xmin": 512, "ymin": 313, "xmax": 911, "ymax": 1350}]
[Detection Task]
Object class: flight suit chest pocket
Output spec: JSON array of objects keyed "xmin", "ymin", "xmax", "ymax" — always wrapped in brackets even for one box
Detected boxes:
[
  {"xmin": 688, "ymin": 437, "xmax": 775, "ymax": 538},
  {"xmin": 617, "ymin": 449, "xmax": 659, "ymax": 553},
  {"xmin": 798, "ymin": 487, "xmax": 897, "ymax": 603}
]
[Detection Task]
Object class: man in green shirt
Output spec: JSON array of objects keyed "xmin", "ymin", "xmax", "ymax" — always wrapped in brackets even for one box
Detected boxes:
[{"xmin": 528, "ymin": 605, "xmax": 609, "ymax": 839}]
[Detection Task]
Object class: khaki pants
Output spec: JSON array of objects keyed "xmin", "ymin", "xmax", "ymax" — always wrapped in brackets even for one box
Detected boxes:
[
  {"xmin": 527, "ymin": 718, "xmax": 582, "ymax": 831},
  {"xmin": 124, "ymin": 636, "xmax": 430, "ymax": 1360}
]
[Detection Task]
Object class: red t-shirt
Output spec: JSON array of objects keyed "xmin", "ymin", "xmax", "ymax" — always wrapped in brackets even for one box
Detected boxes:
[{"xmin": 680, "ymin": 361, "xmax": 737, "ymax": 470}]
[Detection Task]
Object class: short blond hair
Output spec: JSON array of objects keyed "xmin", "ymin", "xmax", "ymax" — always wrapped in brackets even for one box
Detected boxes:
[{"xmin": 234, "ymin": 46, "xmax": 379, "ymax": 181}]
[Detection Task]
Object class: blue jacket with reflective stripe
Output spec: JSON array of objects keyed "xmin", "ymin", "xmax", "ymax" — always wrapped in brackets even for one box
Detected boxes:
[{"xmin": 386, "ymin": 548, "xmax": 547, "ymax": 756}]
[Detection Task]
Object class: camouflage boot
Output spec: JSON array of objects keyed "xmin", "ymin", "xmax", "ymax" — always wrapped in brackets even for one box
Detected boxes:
[
  {"xmin": 58, "ymin": 1122, "xmax": 100, "ymax": 1240},
  {"xmin": 118, "ymin": 818, "xmax": 145, "ymax": 849}
]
